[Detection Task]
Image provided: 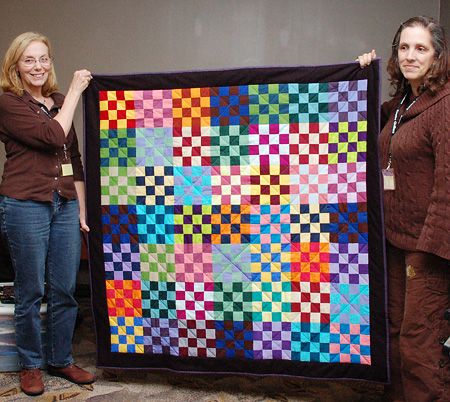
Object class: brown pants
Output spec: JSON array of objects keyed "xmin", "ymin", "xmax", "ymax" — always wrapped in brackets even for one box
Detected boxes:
[{"xmin": 385, "ymin": 244, "xmax": 450, "ymax": 402}]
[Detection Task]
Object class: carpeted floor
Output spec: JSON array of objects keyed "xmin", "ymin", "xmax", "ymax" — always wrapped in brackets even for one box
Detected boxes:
[{"xmin": 0, "ymin": 293, "xmax": 386, "ymax": 401}]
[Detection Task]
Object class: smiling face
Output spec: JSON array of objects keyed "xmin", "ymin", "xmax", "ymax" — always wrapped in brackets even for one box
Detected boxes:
[
  {"xmin": 398, "ymin": 25, "xmax": 436, "ymax": 95},
  {"xmin": 16, "ymin": 40, "xmax": 52, "ymax": 94}
]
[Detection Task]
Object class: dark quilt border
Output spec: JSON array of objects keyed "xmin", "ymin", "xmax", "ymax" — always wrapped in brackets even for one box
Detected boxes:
[{"xmin": 83, "ymin": 62, "xmax": 388, "ymax": 382}]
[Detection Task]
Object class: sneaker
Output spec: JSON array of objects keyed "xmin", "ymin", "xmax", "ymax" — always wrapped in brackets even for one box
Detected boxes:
[
  {"xmin": 20, "ymin": 368, "xmax": 44, "ymax": 396},
  {"xmin": 47, "ymin": 364, "xmax": 95, "ymax": 385}
]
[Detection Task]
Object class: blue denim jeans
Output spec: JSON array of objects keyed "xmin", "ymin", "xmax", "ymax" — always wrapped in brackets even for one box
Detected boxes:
[{"xmin": 0, "ymin": 193, "xmax": 81, "ymax": 369}]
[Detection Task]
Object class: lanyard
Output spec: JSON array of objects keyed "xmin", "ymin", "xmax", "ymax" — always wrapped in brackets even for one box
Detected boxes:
[
  {"xmin": 386, "ymin": 92, "xmax": 419, "ymax": 169},
  {"xmin": 39, "ymin": 104, "xmax": 52, "ymax": 118},
  {"xmin": 40, "ymin": 105, "xmax": 69, "ymax": 161}
]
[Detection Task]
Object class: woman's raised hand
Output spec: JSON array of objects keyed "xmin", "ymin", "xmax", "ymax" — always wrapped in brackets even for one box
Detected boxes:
[
  {"xmin": 69, "ymin": 69, "xmax": 92, "ymax": 94},
  {"xmin": 357, "ymin": 49, "xmax": 377, "ymax": 68},
  {"xmin": 54, "ymin": 69, "xmax": 93, "ymax": 135}
]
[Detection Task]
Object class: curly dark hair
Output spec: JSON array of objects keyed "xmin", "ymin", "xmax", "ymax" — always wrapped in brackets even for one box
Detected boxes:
[{"xmin": 387, "ymin": 16, "xmax": 449, "ymax": 96}]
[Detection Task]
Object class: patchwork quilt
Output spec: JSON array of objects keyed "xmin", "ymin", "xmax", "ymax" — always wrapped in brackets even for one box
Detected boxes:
[{"xmin": 83, "ymin": 62, "xmax": 388, "ymax": 382}]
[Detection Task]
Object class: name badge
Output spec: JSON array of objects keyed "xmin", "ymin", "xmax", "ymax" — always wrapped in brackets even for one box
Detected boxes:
[
  {"xmin": 382, "ymin": 168, "xmax": 395, "ymax": 190},
  {"xmin": 61, "ymin": 163, "xmax": 73, "ymax": 176}
]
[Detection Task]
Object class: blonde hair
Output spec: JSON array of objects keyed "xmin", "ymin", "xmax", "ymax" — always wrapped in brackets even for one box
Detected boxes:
[{"xmin": 0, "ymin": 32, "xmax": 58, "ymax": 96}]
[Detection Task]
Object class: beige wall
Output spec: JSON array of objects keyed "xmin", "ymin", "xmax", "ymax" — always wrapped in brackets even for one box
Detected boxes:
[
  {"xmin": 0, "ymin": 0, "xmax": 441, "ymax": 177},
  {"xmin": 441, "ymin": 0, "xmax": 450, "ymax": 41}
]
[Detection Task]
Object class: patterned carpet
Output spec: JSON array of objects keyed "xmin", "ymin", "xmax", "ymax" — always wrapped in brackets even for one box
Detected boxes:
[{"xmin": 0, "ymin": 294, "xmax": 385, "ymax": 401}]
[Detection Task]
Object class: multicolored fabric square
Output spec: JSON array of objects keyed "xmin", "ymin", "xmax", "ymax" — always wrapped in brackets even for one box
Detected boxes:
[{"xmin": 85, "ymin": 64, "xmax": 388, "ymax": 381}]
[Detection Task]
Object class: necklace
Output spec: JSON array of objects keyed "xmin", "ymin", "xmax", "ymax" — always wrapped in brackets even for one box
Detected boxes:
[{"xmin": 33, "ymin": 95, "xmax": 47, "ymax": 105}]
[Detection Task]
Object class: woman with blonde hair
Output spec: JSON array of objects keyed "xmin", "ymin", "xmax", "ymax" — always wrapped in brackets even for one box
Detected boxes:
[{"xmin": 0, "ymin": 32, "xmax": 95, "ymax": 396}]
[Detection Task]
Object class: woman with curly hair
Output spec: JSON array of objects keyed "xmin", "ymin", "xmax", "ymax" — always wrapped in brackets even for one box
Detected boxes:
[{"xmin": 359, "ymin": 16, "xmax": 450, "ymax": 402}]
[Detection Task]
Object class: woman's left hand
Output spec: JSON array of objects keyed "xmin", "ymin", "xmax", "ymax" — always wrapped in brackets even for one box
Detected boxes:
[
  {"xmin": 80, "ymin": 216, "xmax": 90, "ymax": 233},
  {"xmin": 69, "ymin": 69, "xmax": 93, "ymax": 96},
  {"xmin": 356, "ymin": 49, "xmax": 377, "ymax": 68}
]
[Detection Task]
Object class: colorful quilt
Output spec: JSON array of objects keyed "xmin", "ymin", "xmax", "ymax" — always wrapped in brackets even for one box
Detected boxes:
[{"xmin": 83, "ymin": 62, "xmax": 388, "ymax": 382}]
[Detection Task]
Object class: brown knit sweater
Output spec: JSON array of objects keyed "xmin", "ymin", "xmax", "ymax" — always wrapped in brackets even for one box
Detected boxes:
[{"xmin": 378, "ymin": 81, "xmax": 450, "ymax": 260}]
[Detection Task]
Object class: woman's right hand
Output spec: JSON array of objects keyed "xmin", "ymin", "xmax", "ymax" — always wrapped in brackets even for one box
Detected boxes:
[{"xmin": 357, "ymin": 49, "xmax": 377, "ymax": 68}]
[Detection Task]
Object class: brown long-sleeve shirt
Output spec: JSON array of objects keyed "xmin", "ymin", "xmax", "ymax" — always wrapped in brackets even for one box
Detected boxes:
[
  {"xmin": 0, "ymin": 91, "xmax": 84, "ymax": 202},
  {"xmin": 379, "ymin": 81, "xmax": 450, "ymax": 260}
]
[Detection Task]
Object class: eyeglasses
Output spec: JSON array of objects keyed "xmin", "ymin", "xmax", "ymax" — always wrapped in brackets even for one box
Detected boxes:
[{"xmin": 20, "ymin": 56, "xmax": 52, "ymax": 68}]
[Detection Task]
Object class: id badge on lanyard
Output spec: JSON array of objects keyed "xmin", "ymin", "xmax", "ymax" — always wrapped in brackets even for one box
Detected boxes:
[
  {"xmin": 384, "ymin": 92, "xmax": 419, "ymax": 191},
  {"xmin": 61, "ymin": 144, "xmax": 73, "ymax": 177},
  {"xmin": 382, "ymin": 166, "xmax": 395, "ymax": 190},
  {"xmin": 41, "ymin": 105, "xmax": 73, "ymax": 176}
]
